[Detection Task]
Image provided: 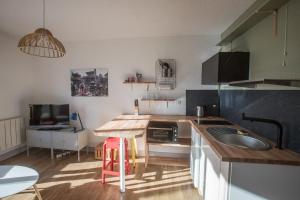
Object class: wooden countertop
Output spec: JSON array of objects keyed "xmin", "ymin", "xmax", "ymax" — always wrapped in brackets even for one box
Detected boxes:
[
  {"xmin": 114, "ymin": 114, "xmax": 211, "ymax": 122},
  {"xmin": 95, "ymin": 119, "xmax": 149, "ymax": 132},
  {"xmin": 112, "ymin": 114, "xmax": 300, "ymax": 166},
  {"xmin": 94, "ymin": 119, "xmax": 149, "ymax": 138}
]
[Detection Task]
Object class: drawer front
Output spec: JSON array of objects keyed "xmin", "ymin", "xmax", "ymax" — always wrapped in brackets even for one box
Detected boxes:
[
  {"xmin": 28, "ymin": 131, "xmax": 52, "ymax": 148},
  {"xmin": 52, "ymin": 133, "xmax": 78, "ymax": 150}
]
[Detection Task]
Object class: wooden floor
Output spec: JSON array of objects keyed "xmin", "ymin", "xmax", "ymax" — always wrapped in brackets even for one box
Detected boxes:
[{"xmin": 0, "ymin": 149, "xmax": 200, "ymax": 200}]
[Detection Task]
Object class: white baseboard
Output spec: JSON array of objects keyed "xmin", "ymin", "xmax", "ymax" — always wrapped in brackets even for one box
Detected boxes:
[{"xmin": 0, "ymin": 144, "xmax": 27, "ymax": 162}]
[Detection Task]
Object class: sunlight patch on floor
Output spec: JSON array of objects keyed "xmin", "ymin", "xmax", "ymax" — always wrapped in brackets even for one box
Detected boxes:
[
  {"xmin": 133, "ymin": 181, "xmax": 193, "ymax": 194},
  {"xmin": 126, "ymin": 175, "xmax": 192, "ymax": 190},
  {"xmin": 60, "ymin": 161, "xmax": 100, "ymax": 171},
  {"xmin": 51, "ymin": 172, "xmax": 95, "ymax": 178}
]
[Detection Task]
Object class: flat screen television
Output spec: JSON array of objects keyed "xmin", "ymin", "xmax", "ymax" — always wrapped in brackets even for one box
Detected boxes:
[{"xmin": 29, "ymin": 104, "xmax": 70, "ymax": 126}]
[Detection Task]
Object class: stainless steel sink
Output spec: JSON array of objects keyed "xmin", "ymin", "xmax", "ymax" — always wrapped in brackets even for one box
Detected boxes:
[{"xmin": 207, "ymin": 127, "xmax": 272, "ymax": 151}]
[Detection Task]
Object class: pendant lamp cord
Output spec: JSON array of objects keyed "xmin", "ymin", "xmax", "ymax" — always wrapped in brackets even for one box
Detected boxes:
[
  {"xmin": 43, "ymin": 0, "xmax": 45, "ymax": 28},
  {"xmin": 282, "ymin": 3, "xmax": 288, "ymax": 67}
]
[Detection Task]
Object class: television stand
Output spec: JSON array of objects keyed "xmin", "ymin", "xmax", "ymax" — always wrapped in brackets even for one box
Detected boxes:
[{"xmin": 26, "ymin": 127, "xmax": 88, "ymax": 161}]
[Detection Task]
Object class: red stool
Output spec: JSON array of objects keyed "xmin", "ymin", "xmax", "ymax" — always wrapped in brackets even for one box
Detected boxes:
[{"xmin": 101, "ymin": 137, "xmax": 130, "ymax": 184}]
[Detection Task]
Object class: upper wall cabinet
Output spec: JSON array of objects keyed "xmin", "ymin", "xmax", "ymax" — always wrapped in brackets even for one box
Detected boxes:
[{"xmin": 201, "ymin": 52, "xmax": 250, "ymax": 85}]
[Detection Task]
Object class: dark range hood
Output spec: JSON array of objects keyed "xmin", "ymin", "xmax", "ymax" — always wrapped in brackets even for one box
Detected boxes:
[
  {"xmin": 202, "ymin": 52, "xmax": 250, "ymax": 85},
  {"xmin": 202, "ymin": 52, "xmax": 300, "ymax": 88}
]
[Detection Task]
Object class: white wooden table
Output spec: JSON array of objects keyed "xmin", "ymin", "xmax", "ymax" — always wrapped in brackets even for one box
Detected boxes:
[
  {"xmin": 94, "ymin": 119, "xmax": 148, "ymax": 192},
  {"xmin": 0, "ymin": 165, "xmax": 42, "ymax": 199}
]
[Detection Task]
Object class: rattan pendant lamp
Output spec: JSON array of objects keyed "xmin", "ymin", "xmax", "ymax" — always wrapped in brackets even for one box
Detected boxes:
[{"xmin": 18, "ymin": 0, "xmax": 65, "ymax": 58}]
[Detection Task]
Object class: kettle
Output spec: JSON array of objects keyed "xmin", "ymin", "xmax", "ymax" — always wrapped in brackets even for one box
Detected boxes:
[{"xmin": 196, "ymin": 106, "xmax": 204, "ymax": 118}]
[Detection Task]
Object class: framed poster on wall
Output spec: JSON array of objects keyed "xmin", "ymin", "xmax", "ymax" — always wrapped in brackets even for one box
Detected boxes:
[{"xmin": 71, "ymin": 68, "xmax": 108, "ymax": 96}]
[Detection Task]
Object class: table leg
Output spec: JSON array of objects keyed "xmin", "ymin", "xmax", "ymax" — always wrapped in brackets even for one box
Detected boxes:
[
  {"xmin": 33, "ymin": 184, "xmax": 42, "ymax": 200},
  {"xmin": 144, "ymin": 132, "xmax": 149, "ymax": 168},
  {"xmin": 130, "ymin": 138, "xmax": 136, "ymax": 167},
  {"xmin": 78, "ymin": 149, "xmax": 80, "ymax": 161},
  {"xmin": 119, "ymin": 137, "xmax": 126, "ymax": 193},
  {"xmin": 27, "ymin": 145, "xmax": 29, "ymax": 157},
  {"xmin": 51, "ymin": 148, "xmax": 54, "ymax": 160}
]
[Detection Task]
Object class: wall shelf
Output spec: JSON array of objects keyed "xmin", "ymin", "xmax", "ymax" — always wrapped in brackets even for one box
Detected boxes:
[
  {"xmin": 141, "ymin": 98, "xmax": 176, "ymax": 102},
  {"xmin": 141, "ymin": 98, "xmax": 176, "ymax": 108},
  {"xmin": 123, "ymin": 81, "xmax": 156, "ymax": 91},
  {"xmin": 123, "ymin": 81, "xmax": 156, "ymax": 84},
  {"xmin": 217, "ymin": 0, "xmax": 290, "ymax": 46},
  {"xmin": 229, "ymin": 79, "xmax": 300, "ymax": 88},
  {"xmin": 148, "ymin": 138, "xmax": 191, "ymax": 147}
]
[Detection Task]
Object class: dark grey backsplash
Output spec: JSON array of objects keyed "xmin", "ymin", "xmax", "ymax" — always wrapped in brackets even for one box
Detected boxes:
[
  {"xmin": 220, "ymin": 90, "xmax": 300, "ymax": 153},
  {"xmin": 186, "ymin": 89, "xmax": 300, "ymax": 153},
  {"xmin": 186, "ymin": 90, "xmax": 219, "ymax": 116}
]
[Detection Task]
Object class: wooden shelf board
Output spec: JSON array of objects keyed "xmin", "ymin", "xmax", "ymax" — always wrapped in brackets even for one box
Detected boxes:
[
  {"xmin": 148, "ymin": 138, "xmax": 191, "ymax": 147},
  {"xmin": 218, "ymin": 0, "xmax": 290, "ymax": 46},
  {"xmin": 141, "ymin": 98, "xmax": 176, "ymax": 102},
  {"xmin": 123, "ymin": 81, "xmax": 156, "ymax": 84}
]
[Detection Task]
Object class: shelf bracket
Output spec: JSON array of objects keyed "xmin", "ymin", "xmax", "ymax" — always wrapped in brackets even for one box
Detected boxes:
[{"xmin": 257, "ymin": 9, "xmax": 278, "ymax": 37}]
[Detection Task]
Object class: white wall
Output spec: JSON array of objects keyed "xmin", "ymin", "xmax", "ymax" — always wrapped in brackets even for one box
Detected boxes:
[
  {"xmin": 31, "ymin": 35, "xmax": 219, "ymax": 146},
  {"xmin": 0, "ymin": 34, "xmax": 35, "ymax": 120},
  {"xmin": 225, "ymin": 0, "xmax": 300, "ymax": 80}
]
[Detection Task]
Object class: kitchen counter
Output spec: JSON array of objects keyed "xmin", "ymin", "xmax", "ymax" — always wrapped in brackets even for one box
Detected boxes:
[{"xmin": 114, "ymin": 114, "xmax": 300, "ymax": 166}]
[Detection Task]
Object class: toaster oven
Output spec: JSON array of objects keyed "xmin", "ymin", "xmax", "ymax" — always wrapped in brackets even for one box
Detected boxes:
[{"xmin": 147, "ymin": 121, "xmax": 178, "ymax": 143}]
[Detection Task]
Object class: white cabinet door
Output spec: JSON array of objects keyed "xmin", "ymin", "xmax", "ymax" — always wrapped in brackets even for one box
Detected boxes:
[
  {"xmin": 52, "ymin": 132, "xmax": 79, "ymax": 151},
  {"xmin": 77, "ymin": 131, "xmax": 88, "ymax": 149},
  {"xmin": 190, "ymin": 127, "xmax": 195, "ymax": 177},
  {"xmin": 63, "ymin": 133, "xmax": 78, "ymax": 150},
  {"xmin": 192, "ymin": 127, "xmax": 201, "ymax": 188},
  {"xmin": 198, "ymin": 136, "xmax": 207, "ymax": 196},
  {"xmin": 203, "ymin": 139, "xmax": 222, "ymax": 200},
  {"xmin": 28, "ymin": 131, "xmax": 41, "ymax": 147},
  {"xmin": 52, "ymin": 133, "xmax": 64, "ymax": 149},
  {"xmin": 39, "ymin": 132, "xmax": 52, "ymax": 148},
  {"xmin": 0, "ymin": 121, "xmax": 6, "ymax": 151},
  {"xmin": 28, "ymin": 131, "xmax": 51, "ymax": 148}
]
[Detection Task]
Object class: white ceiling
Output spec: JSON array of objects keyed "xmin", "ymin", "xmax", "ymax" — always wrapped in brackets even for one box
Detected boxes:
[{"xmin": 0, "ymin": 0, "xmax": 255, "ymax": 42}]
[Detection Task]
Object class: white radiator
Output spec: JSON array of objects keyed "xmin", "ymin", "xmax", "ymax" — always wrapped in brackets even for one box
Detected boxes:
[{"xmin": 0, "ymin": 116, "xmax": 26, "ymax": 158}]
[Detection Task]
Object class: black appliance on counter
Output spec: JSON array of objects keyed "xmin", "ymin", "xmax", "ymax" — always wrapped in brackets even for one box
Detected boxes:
[{"xmin": 147, "ymin": 121, "xmax": 178, "ymax": 143}]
